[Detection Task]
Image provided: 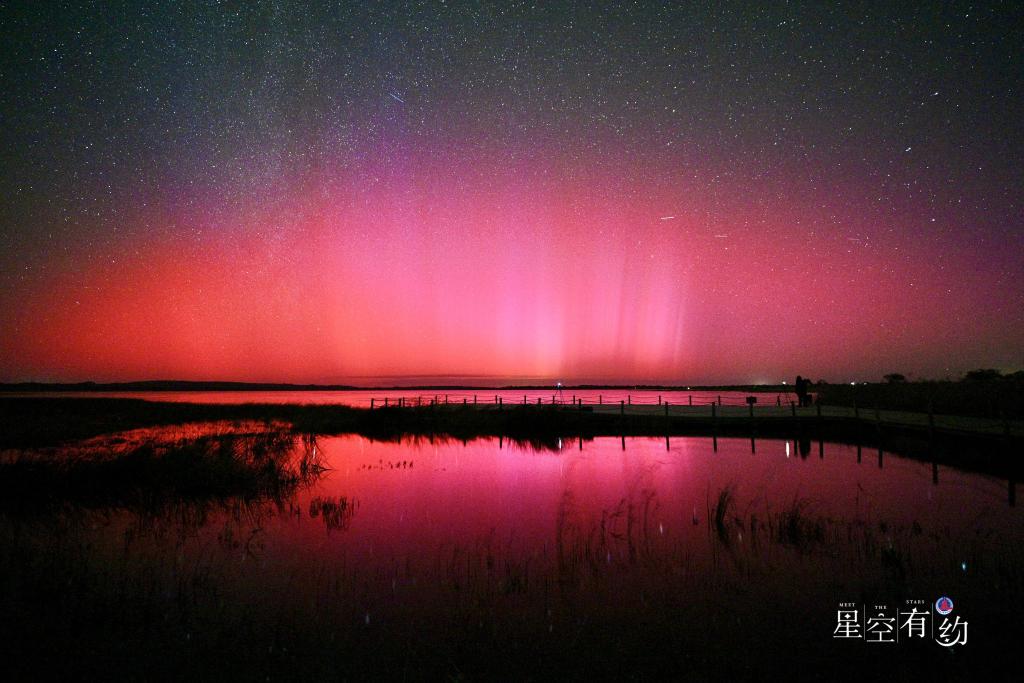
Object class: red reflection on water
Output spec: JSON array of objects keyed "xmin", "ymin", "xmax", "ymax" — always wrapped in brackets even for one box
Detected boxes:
[
  {"xmin": 264, "ymin": 435, "xmax": 1018, "ymax": 569},
  {"xmin": 23, "ymin": 428, "xmax": 1020, "ymax": 627}
]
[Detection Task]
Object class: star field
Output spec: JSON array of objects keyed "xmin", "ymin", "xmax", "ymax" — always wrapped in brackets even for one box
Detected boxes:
[{"xmin": 1, "ymin": 1, "xmax": 1021, "ymax": 383}]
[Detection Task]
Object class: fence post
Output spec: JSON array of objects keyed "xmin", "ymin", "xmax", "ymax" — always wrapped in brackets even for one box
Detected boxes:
[
  {"xmin": 620, "ymin": 400, "xmax": 625, "ymax": 415},
  {"xmin": 371, "ymin": 398, "xmax": 375, "ymax": 410},
  {"xmin": 628, "ymin": 395, "xmax": 631, "ymax": 406},
  {"xmin": 384, "ymin": 398, "xmax": 388, "ymax": 407},
  {"xmin": 717, "ymin": 395, "xmax": 721, "ymax": 406},
  {"xmin": 712, "ymin": 402, "xmax": 717, "ymax": 430},
  {"xmin": 689, "ymin": 395, "xmax": 692, "ymax": 406},
  {"xmin": 498, "ymin": 396, "xmax": 502, "ymax": 410},
  {"xmin": 658, "ymin": 395, "xmax": 662, "ymax": 405},
  {"xmin": 664, "ymin": 401, "xmax": 669, "ymax": 417}
]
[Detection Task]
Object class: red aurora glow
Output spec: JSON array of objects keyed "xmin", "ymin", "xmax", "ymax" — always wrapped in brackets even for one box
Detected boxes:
[{"xmin": 3, "ymin": 150, "xmax": 1020, "ymax": 385}]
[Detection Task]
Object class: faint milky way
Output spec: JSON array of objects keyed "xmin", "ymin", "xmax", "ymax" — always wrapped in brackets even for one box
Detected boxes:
[{"xmin": 0, "ymin": 2, "xmax": 1021, "ymax": 384}]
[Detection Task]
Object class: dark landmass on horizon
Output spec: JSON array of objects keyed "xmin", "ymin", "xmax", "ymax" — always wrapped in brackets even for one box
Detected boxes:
[{"xmin": 0, "ymin": 380, "xmax": 792, "ymax": 392}]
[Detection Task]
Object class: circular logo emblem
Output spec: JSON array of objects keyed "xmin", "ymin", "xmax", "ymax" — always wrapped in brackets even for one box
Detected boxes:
[{"xmin": 935, "ymin": 596, "xmax": 954, "ymax": 615}]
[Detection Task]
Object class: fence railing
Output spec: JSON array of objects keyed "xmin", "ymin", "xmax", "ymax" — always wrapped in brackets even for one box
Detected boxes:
[
  {"xmin": 363, "ymin": 395, "xmax": 1018, "ymax": 439},
  {"xmin": 366, "ymin": 392, "xmax": 804, "ymax": 409}
]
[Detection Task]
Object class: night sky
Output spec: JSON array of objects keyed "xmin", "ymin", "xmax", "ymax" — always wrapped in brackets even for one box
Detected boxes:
[{"xmin": 1, "ymin": 1, "xmax": 1021, "ymax": 385}]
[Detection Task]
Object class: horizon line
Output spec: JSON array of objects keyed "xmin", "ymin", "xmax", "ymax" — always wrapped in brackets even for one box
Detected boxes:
[{"xmin": 0, "ymin": 379, "xmax": 797, "ymax": 391}]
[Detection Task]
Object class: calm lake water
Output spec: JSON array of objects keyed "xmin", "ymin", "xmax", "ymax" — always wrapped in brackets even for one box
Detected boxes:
[
  {"xmin": 3, "ymin": 427, "xmax": 1020, "ymax": 679},
  {"xmin": 7, "ymin": 388, "xmax": 799, "ymax": 407},
  {"xmin": 255, "ymin": 433, "xmax": 1017, "ymax": 565}
]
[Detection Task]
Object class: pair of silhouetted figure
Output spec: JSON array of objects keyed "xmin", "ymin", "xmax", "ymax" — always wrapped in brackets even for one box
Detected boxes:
[{"xmin": 795, "ymin": 375, "xmax": 812, "ymax": 407}]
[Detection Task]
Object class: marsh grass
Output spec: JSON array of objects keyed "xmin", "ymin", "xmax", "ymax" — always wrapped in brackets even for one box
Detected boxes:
[
  {"xmin": 0, "ymin": 422, "xmax": 324, "ymax": 513},
  {"xmin": 710, "ymin": 485, "xmax": 735, "ymax": 543},
  {"xmin": 309, "ymin": 495, "xmax": 358, "ymax": 532},
  {"xmin": 771, "ymin": 497, "xmax": 826, "ymax": 550}
]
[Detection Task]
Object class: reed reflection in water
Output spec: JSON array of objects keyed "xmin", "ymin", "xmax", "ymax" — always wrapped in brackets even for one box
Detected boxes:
[{"xmin": 1, "ymin": 427, "xmax": 1020, "ymax": 679}]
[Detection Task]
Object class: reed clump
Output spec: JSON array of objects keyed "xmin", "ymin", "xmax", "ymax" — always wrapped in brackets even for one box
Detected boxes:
[{"xmin": 0, "ymin": 424, "xmax": 324, "ymax": 512}]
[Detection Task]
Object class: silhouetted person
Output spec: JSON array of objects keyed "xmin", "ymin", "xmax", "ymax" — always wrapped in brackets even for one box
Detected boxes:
[
  {"xmin": 795, "ymin": 375, "xmax": 807, "ymax": 407},
  {"xmin": 800, "ymin": 377, "xmax": 813, "ymax": 406}
]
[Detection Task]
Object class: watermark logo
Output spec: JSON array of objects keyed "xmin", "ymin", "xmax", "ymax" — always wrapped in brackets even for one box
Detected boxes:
[{"xmin": 833, "ymin": 598, "xmax": 966, "ymax": 647}]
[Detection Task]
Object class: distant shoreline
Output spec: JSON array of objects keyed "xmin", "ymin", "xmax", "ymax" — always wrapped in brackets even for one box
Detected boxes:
[{"xmin": 0, "ymin": 381, "xmax": 789, "ymax": 392}]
